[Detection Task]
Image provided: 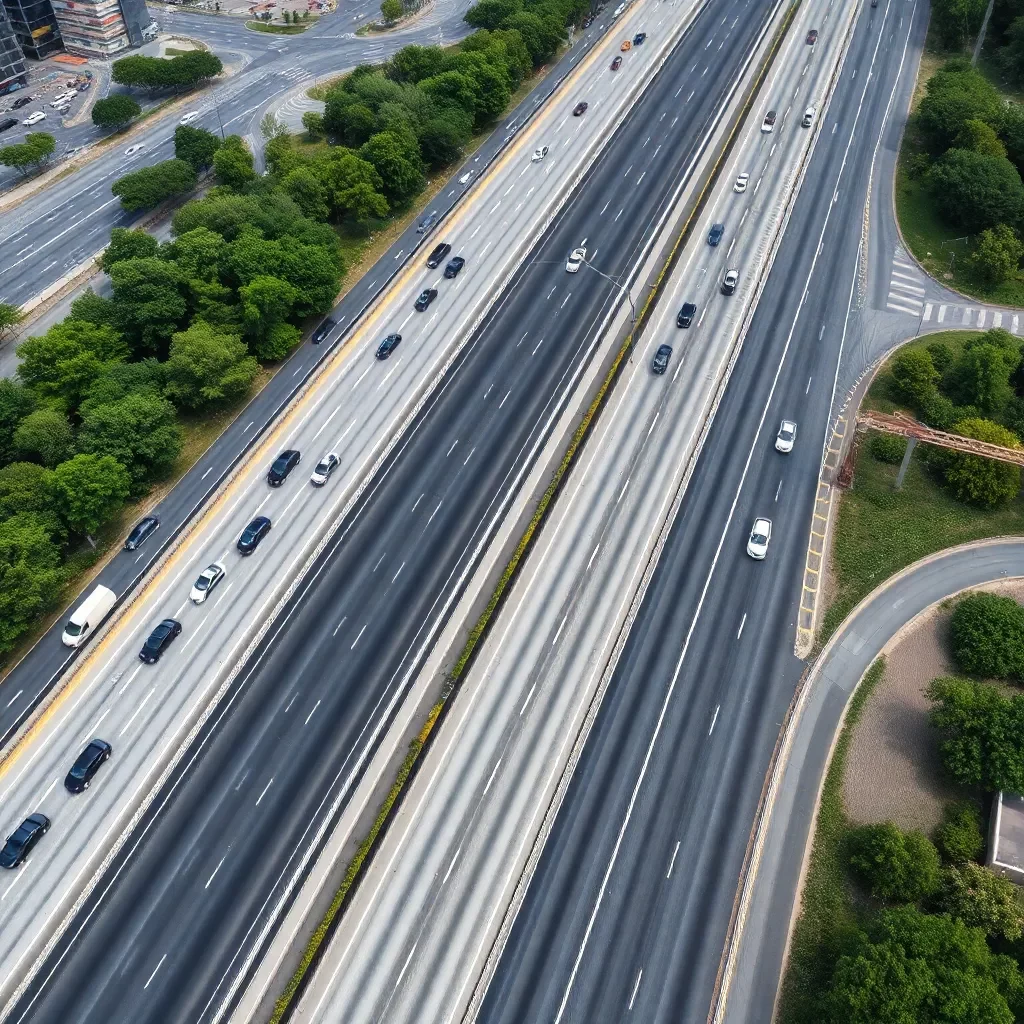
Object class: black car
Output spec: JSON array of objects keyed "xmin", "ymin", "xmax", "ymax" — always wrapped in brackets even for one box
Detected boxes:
[
  {"xmin": 573, "ymin": 101, "xmax": 589, "ymax": 116},
  {"xmin": 124, "ymin": 515, "xmax": 159, "ymax": 551},
  {"xmin": 0, "ymin": 117, "xmax": 17, "ymax": 133},
  {"xmin": 806, "ymin": 28, "xmax": 818, "ymax": 43},
  {"xmin": 707, "ymin": 223, "xmax": 725, "ymax": 246},
  {"xmin": 12, "ymin": 96, "xmax": 32, "ymax": 109},
  {"xmin": 651, "ymin": 344, "xmax": 673, "ymax": 375},
  {"xmin": 426, "ymin": 242, "xmax": 451, "ymax": 269},
  {"xmin": 237, "ymin": 515, "xmax": 271, "ymax": 554},
  {"xmin": 376, "ymin": 333, "xmax": 402, "ymax": 359},
  {"xmin": 64, "ymin": 739, "xmax": 112, "ymax": 794},
  {"xmin": 633, "ymin": 31, "xmax": 646, "ymax": 44},
  {"xmin": 416, "ymin": 210, "xmax": 439, "ymax": 234},
  {"xmin": 268, "ymin": 449, "xmax": 301, "ymax": 486},
  {"xmin": 443, "ymin": 256, "xmax": 465, "ymax": 278},
  {"xmin": 676, "ymin": 302, "xmax": 697, "ymax": 327},
  {"xmin": 611, "ymin": 56, "xmax": 622, "ymax": 70},
  {"xmin": 414, "ymin": 288, "xmax": 438, "ymax": 312},
  {"xmin": 139, "ymin": 618, "xmax": 182, "ymax": 664},
  {"xmin": 0, "ymin": 813, "xmax": 50, "ymax": 869},
  {"xmin": 311, "ymin": 317, "xmax": 336, "ymax": 345}
]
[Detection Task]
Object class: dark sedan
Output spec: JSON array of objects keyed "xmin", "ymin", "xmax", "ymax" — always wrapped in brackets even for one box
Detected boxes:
[
  {"xmin": 707, "ymin": 222, "xmax": 725, "ymax": 246},
  {"xmin": 414, "ymin": 288, "xmax": 438, "ymax": 312},
  {"xmin": 676, "ymin": 302, "xmax": 697, "ymax": 327},
  {"xmin": 633, "ymin": 31, "xmax": 646, "ymax": 44},
  {"xmin": 0, "ymin": 117, "xmax": 17, "ymax": 134},
  {"xmin": 611, "ymin": 56, "xmax": 622, "ymax": 70},
  {"xmin": 64, "ymin": 739, "xmax": 112, "ymax": 794},
  {"xmin": 573, "ymin": 101, "xmax": 589, "ymax": 116},
  {"xmin": 311, "ymin": 317, "xmax": 336, "ymax": 345},
  {"xmin": 806, "ymin": 28, "xmax": 818, "ymax": 43},
  {"xmin": 267, "ymin": 449, "xmax": 300, "ymax": 486},
  {"xmin": 651, "ymin": 344, "xmax": 673, "ymax": 375},
  {"xmin": 416, "ymin": 210, "xmax": 438, "ymax": 234},
  {"xmin": 426, "ymin": 242, "xmax": 451, "ymax": 268},
  {"xmin": 139, "ymin": 618, "xmax": 182, "ymax": 664},
  {"xmin": 0, "ymin": 813, "xmax": 50, "ymax": 869},
  {"xmin": 124, "ymin": 515, "xmax": 159, "ymax": 551},
  {"xmin": 376, "ymin": 333, "xmax": 402, "ymax": 359},
  {"xmin": 444, "ymin": 256, "xmax": 466, "ymax": 278},
  {"xmin": 237, "ymin": 515, "xmax": 271, "ymax": 554}
]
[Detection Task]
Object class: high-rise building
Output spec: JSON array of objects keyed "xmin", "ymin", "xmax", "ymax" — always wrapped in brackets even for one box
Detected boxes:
[
  {"xmin": 0, "ymin": 3, "xmax": 28, "ymax": 93},
  {"xmin": 3, "ymin": 0, "xmax": 62, "ymax": 60},
  {"xmin": 49, "ymin": 0, "xmax": 141, "ymax": 56},
  {"xmin": 115, "ymin": 0, "xmax": 146, "ymax": 45}
]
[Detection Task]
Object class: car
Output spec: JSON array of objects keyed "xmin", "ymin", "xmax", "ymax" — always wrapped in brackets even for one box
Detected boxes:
[
  {"xmin": 0, "ymin": 813, "xmax": 50, "ymax": 869},
  {"xmin": 139, "ymin": 618, "xmax": 182, "ymax": 664},
  {"xmin": 414, "ymin": 287, "xmax": 438, "ymax": 311},
  {"xmin": 532, "ymin": 145, "xmax": 549, "ymax": 161},
  {"xmin": 734, "ymin": 171, "xmax": 749, "ymax": 192},
  {"xmin": 566, "ymin": 246, "xmax": 586, "ymax": 272},
  {"xmin": 50, "ymin": 96, "xmax": 73, "ymax": 108},
  {"xmin": 310, "ymin": 452, "xmax": 340, "ymax": 486},
  {"xmin": 376, "ymin": 333, "xmax": 402, "ymax": 359},
  {"xmin": 64, "ymin": 739, "xmax": 112, "ymax": 793},
  {"xmin": 761, "ymin": 110, "xmax": 777, "ymax": 133},
  {"xmin": 311, "ymin": 317, "xmax": 336, "ymax": 345},
  {"xmin": 746, "ymin": 517, "xmax": 772, "ymax": 559},
  {"xmin": 806, "ymin": 28, "xmax": 818, "ymax": 43},
  {"xmin": 425, "ymin": 242, "xmax": 451, "ymax": 269},
  {"xmin": 267, "ymin": 449, "xmax": 301, "ymax": 486},
  {"xmin": 721, "ymin": 269, "xmax": 739, "ymax": 294},
  {"xmin": 870, "ymin": 0, "xmax": 877, "ymax": 6},
  {"xmin": 77, "ymin": 81, "xmax": 90, "ymax": 91},
  {"xmin": 0, "ymin": 117, "xmax": 17, "ymax": 133},
  {"xmin": 444, "ymin": 256, "xmax": 466, "ymax": 278},
  {"xmin": 237, "ymin": 515, "xmax": 271, "ymax": 554},
  {"xmin": 190, "ymin": 563, "xmax": 225, "ymax": 604},
  {"xmin": 22, "ymin": 111, "xmax": 45, "ymax": 125},
  {"xmin": 620, "ymin": 39, "xmax": 632, "ymax": 51},
  {"xmin": 676, "ymin": 301, "xmax": 697, "ymax": 327},
  {"xmin": 124, "ymin": 143, "xmax": 144, "ymax": 156},
  {"xmin": 611, "ymin": 56, "xmax": 623, "ymax": 71},
  {"xmin": 179, "ymin": 110, "xmax": 200, "ymax": 125},
  {"xmin": 775, "ymin": 419, "xmax": 797, "ymax": 453},
  {"xmin": 633, "ymin": 31, "xmax": 646, "ymax": 44},
  {"xmin": 458, "ymin": 171, "xmax": 473, "ymax": 184},
  {"xmin": 416, "ymin": 210, "xmax": 439, "ymax": 234},
  {"xmin": 12, "ymin": 96, "xmax": 32, "ymax": 109},
  {"xmin": 801, "ymin": 106, "xmax": 815, "ymax": 128},
  {"xmin": 573, "ymin": 101, "xmax": 589, "ymax": 116},
  {"xmin": 651, "ymin": 344, "xmax": 672, "ymax": 374},
  {"xmin": 708, "ymin": 222, "xmax": 725, "ymax": 246},
  {"xmin": 124, "ymin": 515, "xmax": 159, "ymax": 551}
]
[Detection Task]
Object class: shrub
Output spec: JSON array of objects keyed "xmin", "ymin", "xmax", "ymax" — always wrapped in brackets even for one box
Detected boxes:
[
  {"xmin": 937, "ymin": 862, "xmax": 1024, "ymax": 940},
  {"xmin": 935, "ymin": 801, "xmax": 985, "ymax": 864},
  {"xmin": 941, "ymin": 417, "xmax": 1022, "ymax": 508},
  {"xmin": 927, "ymin": 341, "xmax": 954, "ymax": 376},
  {"xmin": 869, "ymin": 431, "xmax": 907, "ymax": 464},
  {"xmin": 890, "ymin": 347, "xmax": 939, "ymax": 408},
  {"xmin": 847, "ymin": 821, "xmax": 942, "ymax": 903},
  {"xmin": 950, "ymin": 591, "xmax": 1024, "ymax": 679}
]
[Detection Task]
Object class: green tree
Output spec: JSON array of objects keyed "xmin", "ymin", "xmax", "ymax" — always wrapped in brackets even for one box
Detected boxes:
[
  {"xmin": 972, "ymin": 224, "xmax": 1024, "ymax": 286},
  {"xmin": 0, "ymin": 133, "xmax": 56, "ymax": 173},
  {"xmin": 381, "ymin": 0, "xmax": 403, "ymax": 22},
  {"xmin": 464, "ymin": 0, "xmax": 523, "ymax": 30},
  {"xmin": 388, "ymin": 43, "xmax": 448, "ymax": 83},
  {"xmin": 68, "ymin": 290, "xmax": 118, "ymax": 329},
  {"xmin": 0, "ymin": 513, "xmax": 63, "ymax": 655},
  {"xmin": 213, "ymin": 135, "xmax": 257, "ymax": 191},
  {"xmin": 359, "ymin": 130, "xmax": 424, "ymax": 205},
  {"xmin": 333, "ymin": 102, "xmax": 377, "ymax": 147},
  {"xmin": 0, "ymin": 462, "xmax": 56, "ymax": 523},
  {"xmin": 928, "ymin": 675, "xmax": 1024, "ymax": 790},
  {"xmin": 23, "ymin": 132, "xmax": 54, "ymax": 167},
  {"xmin": 282, "ymin": 166, "xmax": 331, "ymax": 221},
  {"xmin": 162, "ymin": 225, "xmax": 227, "ymax": 281},
  {"xmin": 0, "ymin": 380, "xmax": 36, "ymax": 464},
  {"xmin": 917, "ymin": 61, "xmax": 1003, "ymax": 154},
  {"xmin": 259, "ymin": 112, "xmax": 288, "ymax": 141},
  {"xmin": 929, "ymin": 149, "xmax": 1024, "ymax": 234},
  {"xmin": 82, "ymin": 359, "xmax": 166, "ymax": 413},
  {"xmin": 890, "ymin": 347, "xmax": 939, "ymax": 407},
  {"xmin": 99, "ymin": 227, "xmax": 159, "ymax": 272},
  {"xmin": 928, "ymin": 341, "xmax": 955, "ymax": 375},
  {"xmin": 164, "ymin": 321, "xmax": 259, "ymax": 408},
  {"xmin": 0, "ymin": 302, "xmax": 23, "ymax": 342},
  {"xmin": 13, "ymin": 408, "xmax": 74, "ymax": 468},
  {"xmin": 950, "ymin": 592, "xmax": 1024, "ymax": 679},
  {"xmin": 936, "ymin": 801, "xmax": 985, "ymax": 864},
  {"xmin": 174, "ymin": 124, "xmax": 222, "ymax": 171},
  {"xmin": 52, "ymin": 453, "xmax": 132, "ymax": 536},
  {"xmin": 1000, "ymin": 16, "xmax": 1024, "ymax": 84},
  {"xmin": 112, "ymin": 158, "xmax": 197, "ymax": 212},
  {"xmin": 931, "ymin": 0, "xmax": 989, "ymax": 49},
  {"xmin": 419, "ymin": 70, "xmax": 480, "ymax": 116},
  {"xmin": 79, "ymin": 392, "xmax": 182, "ymax": 488},
  {"xmin": 301, "ymin": 111, "xmax": 325, "ymax": 138},
  {"xmin": 942, "ymin": 417, "xmax": 1022, "ymax": 508},
  {"xmin": 91, "ymin": 94, "xmax": 142, "ymax": 131},
  {"xmin": 168, "ymin": 50, "xmax": 223, "ymax": 87},
  {"xmin": 870, "ymin": 431, "xmax": 907, "ymax": 464},
  {"xmin": 108, "ymin": 256, "xmax": 188, "ymax": 358},
  {"xmin": 848, "ymin": 821, "xmax": 942, "ymax": 903},
  {"xmin": 958, "ymin": 117, "xmax": 1008, "ymax": 157},
  {"xmin": 948, "ymin": 343, "xmax": 1017, "ymax": 414},
  {"xmin": 239, "ymin": 274, "xmax": 298, "ymax": 354},
  {"xmin": 939, "ymin": 863, "xmax": 1024, "ymax": 940}
]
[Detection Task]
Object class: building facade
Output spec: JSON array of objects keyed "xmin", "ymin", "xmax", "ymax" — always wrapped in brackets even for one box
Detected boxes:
[
  {"xmin": 0, "ymin": 3, "xmax": 28, "ymax": 93},
  {"xmin": 48, "ymin": 0, "xmax": 144, "ymax": 56},
  {"xmin": 2, "ymin": 0, "xmax": 62, "ymax": 60}
]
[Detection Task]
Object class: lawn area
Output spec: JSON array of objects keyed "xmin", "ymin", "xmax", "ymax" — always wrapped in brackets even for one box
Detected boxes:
[
  {"xmin": 245, "ymin": 19, "xmax": 311, "ymax": 33},
  {"xmin": 775, "ymin": 658, "xmax": 885, "ymax": 1024}
]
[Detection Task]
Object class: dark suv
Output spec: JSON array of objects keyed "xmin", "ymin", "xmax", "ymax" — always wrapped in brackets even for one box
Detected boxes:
[
  {"xmin": 237, "ymin": 515, "xmax": 271, "ymax": 554},
  {"xmin": 444, "ymin": 256, "xmax": 465, "ymax": 278},
  {"xmin": 65, "ymin": 739, "xmax": 112, "ymax": 793},
  {"xmin": 124, "ymin": 515, "xmax": 159, "ymax": 551},
  {"xmin": 376, "ymin": 333, "xmax": 402, "ymax": 359},
  {"xmin": 12, "ymin": 96, "xmax": 32, "ymax": 109},
  {"xmin": 0, "ymin": 814, "xmax": 50, "ymax": 869},
  {"xmin": 676, "ymin": 302, "xmax": 697, "ymax": 327},
  {"xmin": 0, "ymin": 117, "xmax": 17, "ymax": 134},
  {"xmin": 426, "ymin": 242, "xmax": 451, "ymax": 268},
  {"xmin": 414, "ymin": 288, "xmax": 438, "ymax": 312},
  {"xmin": 268, "ymin": 449, "xmax": 300, "ymax": 486},
  {"xmin": 651, "ymin": 344, "xmax": 673, "ymax": 374},
  {"xmin": 139, "ymin": 618, "xmax": 182, "ymax": 664},
  {"xmin": 311, "ymin": 317, "xmax": 336, "ymax": 345}
]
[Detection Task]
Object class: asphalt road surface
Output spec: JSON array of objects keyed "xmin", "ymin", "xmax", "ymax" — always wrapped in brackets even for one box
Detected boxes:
[
  {"xmin": 478, "ymin": 1, "xmax": 924, "ymax": 1021},
  {"xmin": 4, "ymin": 1, "xmax": 781, "ymax": 1021}
]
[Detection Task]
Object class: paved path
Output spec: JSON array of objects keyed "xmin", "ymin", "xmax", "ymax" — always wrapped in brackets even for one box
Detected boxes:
[{"xmin": 721, "ymin": 538, "xmax": 1024, "ymax": 1024}]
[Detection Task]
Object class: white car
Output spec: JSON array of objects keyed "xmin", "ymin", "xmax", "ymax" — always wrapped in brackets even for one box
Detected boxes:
[
  {"xmin": 310, "ymin": 452, "xmax": 340, "ymax": 486},
  {"xmin": 179, "ymin": 110, "xmax": 200, "ymax": 125},
  {"xmin": 734, "ymin": 172, "xmax": 749, "ymax": 193},
  {"xmin": 22, "ymin": 111, "xmax": 45, "ymax": 125},
  {"xmin": 124, "ymin": 143, "xmax": 145, "ymax": 157},
  {"xmin": 775, "ymin": 419, "xmax": 797, "ymax": 453},
  {"xmin": 458, "ymin": 171, "xmax": 473, "ymax": 184},
  {"xmin": 761, "ymin": 110, "xmax": 777, "ymax": 133},
  {"xmin": 746, "ymin": 518, "xmax": 772, "ymax": 560},
  {"xmin": 532, "ymin": 145, "xmax": 549, "ymax": 162},
  {"xmin": 566, "ymin": 246, "xmax": 586, "ymax": 272},
  {"xmin": 189, "ymin": 562, "xmax": 225, "ymax": 604},
  {"xmin": 801, "ymin": 106, "xmax": 815, "ymax": 128}
]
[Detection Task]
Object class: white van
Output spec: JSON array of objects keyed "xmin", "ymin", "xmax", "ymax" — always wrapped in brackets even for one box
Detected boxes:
[
  {"xmin": 612, "ymin": 2, "xmax": 626, "ymax": 17},
  {"xmin": 50, "ymin": 91, "xmax": 76, "ymax": 107},
  {"xmin": 61, "ymin": 585, "xmax": 117, "ymax": 648}
]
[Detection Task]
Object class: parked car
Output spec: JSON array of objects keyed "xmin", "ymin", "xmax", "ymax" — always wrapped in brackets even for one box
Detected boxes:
[
  {"xmin": 189, "ymin": 563, "xmax": 225, "ymax": 604},
  {"xmin": 64, "ymin": 739, "xmax": 112, "ymax": 793},
  {"xmin": 746, "ymin": 518, "xmax": 772, "ymax": 559},
  {"xmin": 310, "ymin": 452, "xmax": 340, "ymax": 486},
  {"xmin": 311, "ymin": 317, "xmax": 336, "ymax": 345},
  {"xmin": 22, "ymin": 111, "xmax": 45, "ymax": 125},
  {"xmin": 124, "ymin": 515, "xmax": 159, "ymax": 551},
  {"xmin": 0, "ymin": 118, "xmax": 17, "ymax": 134},
  {"xmin": 267, "ymin": 449, "xmax": 301, "ymax": 486},
  {"xmin": 139, "ymin": 618, "xmax": 182, "ymax": 663},
  {"xmin": 12, "ymin": 96, "xmax": 33, "ymax": 109},
  {"xmin": 444, "ymin": 256, "xmax": 466, "ymax": 278},
  {"xmin": 376, "ymin": 333, "xmax": 402, "ymax": 359},
  {"xmin": 676, "ymin": 301, "xmax": 697, "ymax": 327},
  {"xmin": 426, "ymin": 242, "xmax": 451, "ymax": 268},
  {"xmin": 651, "ymin": 344, "xmax": 672, "ymax": 375},
  {"xmin": 0, "ymin": 814, "xmax": 50, "ymax": 869},
  {"xmin": 237, "ymin": 515, "xmax": 271, "ymax": 554}
]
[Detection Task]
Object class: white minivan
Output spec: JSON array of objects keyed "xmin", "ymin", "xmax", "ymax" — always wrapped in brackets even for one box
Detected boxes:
[{"xmin": 61, "ymin": 585, "xmax": 117, "ymax": 648}]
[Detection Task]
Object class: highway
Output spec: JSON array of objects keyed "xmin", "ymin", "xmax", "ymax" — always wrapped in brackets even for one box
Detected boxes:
[
  {"xmin": 0, "ymin": 0, "xmax": 781, "ymax": 1020},
  {"xmin": 477, "ymin": 1, "xmax": 925, "ymax": 1021}
]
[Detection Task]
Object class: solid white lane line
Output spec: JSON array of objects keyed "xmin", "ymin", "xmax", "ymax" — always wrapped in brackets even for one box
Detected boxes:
[
  {"xmin": 332, "ymin": 616, "xmax": 347, "ymax": 637},
  {"xmin": 392, "ymin": 562, "xmax": 405, "ymax": 584},
  {"xmin": 483, "ymin": 757, "xmax": 502, "ymax": 796},
  {"xmin": 304, "ymin": 700, "xmax": 321, "ymax": 726},
  {"xmin": 144, "ymin": 953, "xmax": 167, "ymax": 990},
  {"xmin": 628, "ymin": 969, "xmax": 642, "ymax": 1010},
  {"xmin": 446, "ymin": 440, "xmax": 458, "ymax": 457},
  {"xmin": 442, "ymin": 845, "xmax": 461, "ymax": 885},
  {"xmin": 4, "ymin": 689, "xmax": 22, "ymax": 709},
  {"xmin": 256, "ymin": 778, "xmax": 273, "ymax": 806},
  {"xmin": 667, "ymin": 841, "xmax": 680, "ymax": 879},
  {"xmin": 736, "ymin": 613, "xmax": 747, "ymax": 639},
  {"xmin": 499, "ymin": 389, "xmax": 512, "ymax": 408},
  {"xmin": 350, "ymin": 624, "xmax": 366, "ymax": 649},
  {"xmin": 118, "ymin": 687, "xmax": 155, "ymax": 737},
  {"xmin": 205, "ymin": 856, "xmax": 226, "ymax": 890},
  {"xmin": 775, "ymin": 479, "xmax": 783, "ymax": 501},
  {"xmin": 519, "ymin": 683, "xmax": 537, "ymax": 716},
  {"xmin": 709, "ymin": 705, "xmax": 721, "ymax": 736}
]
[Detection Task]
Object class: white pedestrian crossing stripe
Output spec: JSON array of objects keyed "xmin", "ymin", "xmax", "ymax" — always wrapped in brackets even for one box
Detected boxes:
[{"xmin": 886, "ymin": 247, "xmax": 925, "ymax": 313}]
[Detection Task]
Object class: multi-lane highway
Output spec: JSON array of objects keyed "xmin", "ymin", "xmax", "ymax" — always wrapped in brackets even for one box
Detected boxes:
[{"xmin": 0, "ymin": 0, "xmax": 784, "ymax": 1019}]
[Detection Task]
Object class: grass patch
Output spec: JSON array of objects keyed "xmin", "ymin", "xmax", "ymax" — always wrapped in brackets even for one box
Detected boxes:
[
  {"xmin": 776, "ymin": 658, "xmax": 886, "ymax": 1024},
  {"xmin": 164, "ymin": 46, "xmax": 197, "ymax": 56},
  {"xmin": 245, "ymin": 19, "xmax": 312, "ymax": 33}
]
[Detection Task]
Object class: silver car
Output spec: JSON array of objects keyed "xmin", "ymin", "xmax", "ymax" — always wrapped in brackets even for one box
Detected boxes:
[
  {"xmin": 190, "ymin": 563, "xmax": 225, "ymax": 604},
  {"xmin": 775, "ymin": 420, "xmax": 797, "ymax": 453}
]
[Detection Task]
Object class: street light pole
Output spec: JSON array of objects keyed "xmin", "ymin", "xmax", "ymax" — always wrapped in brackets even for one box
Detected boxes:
[
  {"xmin": 581, "ymin": 257, "xmax": 638, "ymax": 356},
  {"xmin": 211, "ymin": 87, "xmax": 225, "ymax": 139}
]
